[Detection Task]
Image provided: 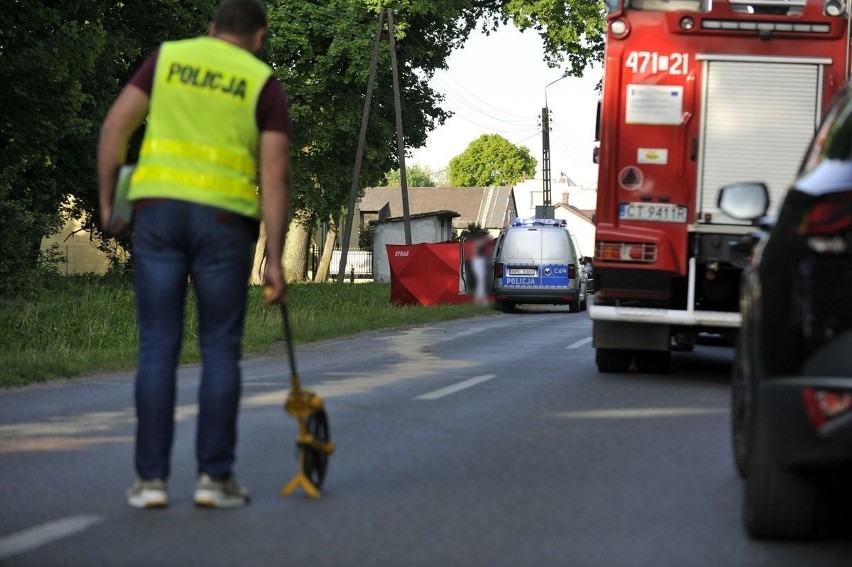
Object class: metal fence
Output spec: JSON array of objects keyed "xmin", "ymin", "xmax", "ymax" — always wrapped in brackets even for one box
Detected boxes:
[{"xmin": 325, "ymin": 248, "xmax": 373, "ymax": 280}]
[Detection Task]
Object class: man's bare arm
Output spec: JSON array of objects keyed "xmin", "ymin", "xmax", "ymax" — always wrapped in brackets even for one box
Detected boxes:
[
  {"xmin": 259, "ymin": 130, "xmax": 291, "ymax": 304},
  {"xmin": 97, "ymin": 84, "xmax": 149, "ymax": 231}
]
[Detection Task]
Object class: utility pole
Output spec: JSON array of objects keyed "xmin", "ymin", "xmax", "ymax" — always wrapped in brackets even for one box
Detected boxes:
[
  {"xmin": 387, "ymin": 9, "xmax": 412, "ymax": 246},
  {"xmin": 541, "ymin": 106, "xmax": 552, "ymax": 207},
  {"xmin": 540, "ymin": 71, "xmax": 569, "ymax": 217},
  {"xmin": 337, "ymin": 9, "xmax": 412, "ymax": 282}
]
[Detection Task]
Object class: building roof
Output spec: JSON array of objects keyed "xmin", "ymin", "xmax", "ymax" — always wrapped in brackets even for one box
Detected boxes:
[
  {"xmin": 369, "ymin": 210, "xmax": 460, "ymax": 226},
  {"xmin": 360, "ymin": 186, "xmax": 515, "ymax": 229},
  {"xmin": 555, "ymin": 202, "xmax": 595, "ymax": 223}
]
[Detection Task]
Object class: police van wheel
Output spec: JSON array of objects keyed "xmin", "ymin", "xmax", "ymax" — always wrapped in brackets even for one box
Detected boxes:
[
  {"xmin": 569, "ymin": 298, "xmax": 581, "ymax": 313},
  {"xmin": 494, "ymin": 300, "xmax": 516, "ymax": 313}
]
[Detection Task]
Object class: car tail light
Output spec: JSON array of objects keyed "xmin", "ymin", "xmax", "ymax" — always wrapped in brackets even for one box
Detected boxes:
[
  {"xmin": 494, "ymin": 263, "xmax": 504, "ymax": 278},
  {"xmin": 802, "ymin": 387, "xmax": 852, "ymax": 429},
  {"xmin": 568, "ymin": 264, "xmax": 576, "ymax": 279},
  {"xmin": 595, "ymin": 241, "xmax": 658, "ymax": 263},
  {"xmin": 800, "ymin": 193, "xmax": 852, "ymax": 236}
]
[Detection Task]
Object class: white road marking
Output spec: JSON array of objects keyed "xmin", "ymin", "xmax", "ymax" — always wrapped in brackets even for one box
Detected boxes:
[
  {"xmin": 416, "ymin": 374, "xmax": 497, "ymax": 400},
  {"xmin": 554, "ymin": 407, "xmax": 727, "ymax": 419},
  {"xmin": 566, "ymin": 337, "xmax": 592, "ymax": 349},
  {"xmin": 0, "ymin": 515, "xmax": 103, "ymax": 561},
  {"xmin": 446, "ymin": 327, "xmax": 488, "ymax": 340}
]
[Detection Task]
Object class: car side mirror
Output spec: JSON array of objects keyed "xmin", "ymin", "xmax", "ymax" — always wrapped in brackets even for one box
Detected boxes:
[{"xmin": 717, "ymin": 182, "xmax": 770, "ymax": 222}]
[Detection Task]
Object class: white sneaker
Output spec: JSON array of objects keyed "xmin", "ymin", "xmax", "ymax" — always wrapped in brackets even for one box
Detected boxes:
[
  {"xmin": 126, "ymin": 479, "xmax": 168, "ymax": 509},
  {"xmin": 194, "ymin": 474, "xmax": 250, "ymax": 509}
]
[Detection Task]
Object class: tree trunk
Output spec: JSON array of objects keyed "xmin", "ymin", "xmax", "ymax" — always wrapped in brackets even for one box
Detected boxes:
[
  {"xmin": 249, "ymin": 221, "xmax": 267, "ymax": 285},
  {"xmin": 283, "ymin": 221, "xmax": 310, "ymax": 282},
  {"xmin": 313, "ymin": 219, "xmax": 339, "ymax": 282}
]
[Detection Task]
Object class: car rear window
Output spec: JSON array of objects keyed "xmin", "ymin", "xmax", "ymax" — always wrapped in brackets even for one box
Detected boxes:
[{"xmin": 501, "ymin": 229, "xmax": 570, "ymax": 261}]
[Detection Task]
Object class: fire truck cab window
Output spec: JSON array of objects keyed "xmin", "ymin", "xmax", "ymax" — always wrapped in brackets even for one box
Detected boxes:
[
  {"xmin": 627, "ymin": 0, "xmax": 707, "ymax": 11},
  {"xmin": 605, "ymin": 0, "xmax": 621, "ymax": 12}
]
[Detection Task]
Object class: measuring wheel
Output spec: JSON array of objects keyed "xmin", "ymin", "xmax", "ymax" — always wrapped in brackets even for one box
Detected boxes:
[
  {"xmin": 275, "ymin": 299, "xmax": 336, "ymax": 498},
  {"xmin": 303, "ymin": 408, "xmax": 331, "ymax": 488}
]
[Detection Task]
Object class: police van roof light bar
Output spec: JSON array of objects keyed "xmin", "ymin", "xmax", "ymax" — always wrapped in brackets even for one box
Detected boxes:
[{"xmin": 512, "ymin": 218, "xmax": 568, "ymax": 227}]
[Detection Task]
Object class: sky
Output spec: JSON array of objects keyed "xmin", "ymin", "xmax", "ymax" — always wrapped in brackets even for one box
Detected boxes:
[{"xmin": 409, "ymin": 24, "xmax": 604, "ymax": 188}]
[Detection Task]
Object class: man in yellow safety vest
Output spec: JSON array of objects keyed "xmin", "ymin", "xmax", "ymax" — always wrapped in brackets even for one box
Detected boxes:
[{"xmin": 97, "ymin": 0, "xmax": 290, "ymax": 510}]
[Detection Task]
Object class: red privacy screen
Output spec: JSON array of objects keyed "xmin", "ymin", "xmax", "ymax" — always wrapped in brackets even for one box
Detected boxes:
[{"xmin": 386, "ymin": 243, "xmax": 471, "ymax": 306}]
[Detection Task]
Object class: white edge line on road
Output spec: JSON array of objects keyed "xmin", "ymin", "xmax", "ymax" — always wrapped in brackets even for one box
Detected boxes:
[
  {"xmin": 416, "ymin": 374, "xmax": 497, "ymax": 401},
  {"xmin": 0, "ymin": 515, "xmax": 104, "ymax": 561},
  {"xmin": 566, "ymin": 337, "xmax": 593, "ymax": 349},
  {"xmin": 554, "ymin": 407, "xmax": 727, "ymax": 419}
]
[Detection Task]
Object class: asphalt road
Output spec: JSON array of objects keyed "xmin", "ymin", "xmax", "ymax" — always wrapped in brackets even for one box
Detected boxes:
[{"xmin": 2, "ymin": 307, "xmax": 851, "ymax": 566}]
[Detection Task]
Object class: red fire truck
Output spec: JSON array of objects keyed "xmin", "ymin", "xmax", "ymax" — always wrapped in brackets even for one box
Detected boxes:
[{"xmin": 589, "ymin": 0, "xmax": 851, "ymax": 373}]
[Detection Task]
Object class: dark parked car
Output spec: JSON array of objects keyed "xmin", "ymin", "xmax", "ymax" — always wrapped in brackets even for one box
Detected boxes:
[{"xmin": 719, "ymin": 84, "xmax": 852, "ymax": 540}]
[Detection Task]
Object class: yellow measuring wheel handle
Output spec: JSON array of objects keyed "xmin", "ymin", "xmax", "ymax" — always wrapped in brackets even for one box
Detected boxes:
[{"xmin": 284, "ymin": 389, "xmax": 324, "ymax": 418}]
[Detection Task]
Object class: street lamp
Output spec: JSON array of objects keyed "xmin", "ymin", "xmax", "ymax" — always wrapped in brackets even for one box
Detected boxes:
[{"xmin": 541, "ymin": 70, "xmax": 570, "ymax": 211}]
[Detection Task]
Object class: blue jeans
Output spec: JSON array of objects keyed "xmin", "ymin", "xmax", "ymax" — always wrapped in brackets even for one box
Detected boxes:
[{"xmin": 132, "ymin": 199, "xmax": 257, "ymax": 480}]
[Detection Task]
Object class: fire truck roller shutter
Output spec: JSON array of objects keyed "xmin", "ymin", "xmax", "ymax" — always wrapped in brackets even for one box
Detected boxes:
[{"xmin": 697, "ymin": 58, "xmax": 823, "ymax": 224}]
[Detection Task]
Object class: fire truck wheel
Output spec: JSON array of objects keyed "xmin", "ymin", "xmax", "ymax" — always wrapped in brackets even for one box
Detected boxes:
[
  {"xmin": 595, "ymin": 348, "xmax": 632, "ymax": 373},
  {"xmin": 634, "ymin": 351, "xmax": 671, "ymax": 374}
]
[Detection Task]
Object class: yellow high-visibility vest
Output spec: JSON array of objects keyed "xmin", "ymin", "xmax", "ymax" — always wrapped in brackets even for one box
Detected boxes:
[{"xmin": 129, "ymin": 36, "xmax": 272, "ymax": 218}]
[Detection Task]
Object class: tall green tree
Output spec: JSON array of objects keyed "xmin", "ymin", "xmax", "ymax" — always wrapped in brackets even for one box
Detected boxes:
[
  {"xmin": 266, "ymin": 0, "xmax": 606, "ymax": 278},
  {"xmin": 498, "ymin": 0, "xmax": 607, "ymax": 75},
  {"xmin": 449, "ymin": 134, "xmax": 537, "ymax": 186},
  {"xmin": 0, "ymin": 2, "xmax": 106, "ymax": 294},
  {"xmin": 384, "ymin": 165, "xmax": 436, "ymax": 187},
  {"xmin": 0, "ymin": 0, "xmax": 213, "ymax": 295},
  {"xmin": 0, "ymin": 0, "xmax": 607, "ymax": 292}
]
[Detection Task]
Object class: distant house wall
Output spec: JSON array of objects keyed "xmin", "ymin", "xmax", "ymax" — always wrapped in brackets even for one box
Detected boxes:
[
  {"xmin": 371, "ymin": 212, "xmax": 458, "ymax": 283},
  {"xmin": 513, "ymin": 178, "xmax": 597, "ymax": 219},
  {"xmin": 358, "ymin": 186, "xmax": 515, "ymax": 241},
  {"xmin": 511, "ymin": 178, "xmax": 597, "ymax": 258},
  {"xmin": 554, "ymin": 206, "xmax": 595, "ymax": 259},
  {"xmin": 40, "ymin": 217, "xmax": 128, "ymax": 275}
]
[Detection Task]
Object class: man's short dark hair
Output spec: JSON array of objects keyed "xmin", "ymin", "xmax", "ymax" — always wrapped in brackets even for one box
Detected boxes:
[{"xmin": 214, "ymin": 0, "xmax": 267, "ymax": 36}]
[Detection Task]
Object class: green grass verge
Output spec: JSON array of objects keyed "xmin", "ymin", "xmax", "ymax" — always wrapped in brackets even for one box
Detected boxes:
[{"xmin": 0, "ymin": 276, "xmax": 490, "ymax": 388}]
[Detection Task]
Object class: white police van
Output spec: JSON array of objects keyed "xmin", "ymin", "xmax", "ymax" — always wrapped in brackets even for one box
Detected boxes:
[{"xmin": 491, "ymin": 218, "xmax": 589, "ymax": 312}]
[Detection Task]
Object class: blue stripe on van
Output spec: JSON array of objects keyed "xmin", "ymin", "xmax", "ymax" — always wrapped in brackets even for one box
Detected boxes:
[{"xmin": 502, "ymin": 264, "xmax": 570, "ymax": 288}]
